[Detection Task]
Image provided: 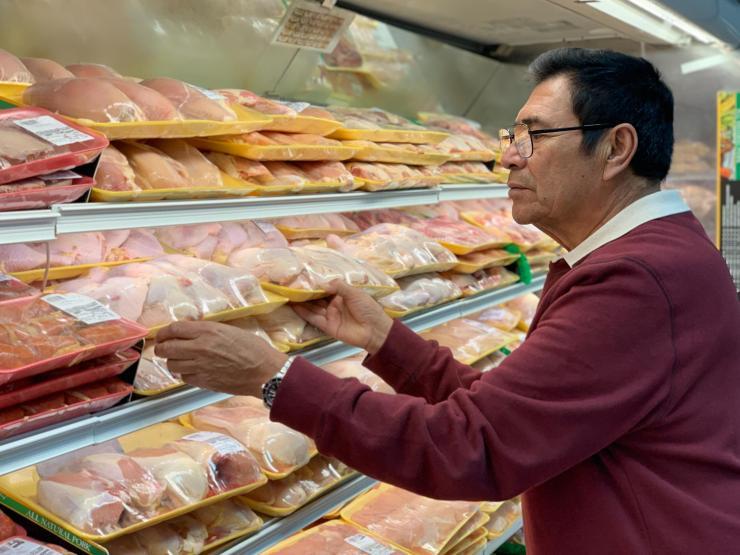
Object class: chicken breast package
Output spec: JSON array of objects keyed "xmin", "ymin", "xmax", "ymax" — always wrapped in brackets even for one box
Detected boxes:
[
  {"xmin": 264, "ymin": 520, "xmax": 407, "ymax": 555},
  {"xmin": 341, "ymin": 484, "xmax": 480, "ymax": 555},
  {"xmin": 378, "ymin": 273, "xmax": 461, "ymax": 315},
  {"xmin": 409, "ymin": 218, "xmax": 499, "ymax": 254},
  {"xmin": 274, "ymin": 213, "xmax": 360, "ymax": 240},
  {"xmin": 326, "ymin": 224, "xmax": 458, "ymax": 279},
  {"xmin": 452, "ymin": 248, "xmax": 520, "ymax": 274},
  {"xmin": 0, "ymin": 107, "xmax": 108, "ymax": 185},
  {"xmin": 474, "ymin": 306, "xmax": 522, "ymax": 332},
  {"xmin": 419, "ymin": 318, "xmax": 517, "ymax": 365},
  {"xmin": 443, "ymin": 267, "xmax": 520, "ymax": 297},
  {"xmin": 189, "ymin": 396, "xmax": 315, "ymax": 478},
  {"xmin": 322, "ymin": 354, "xmax": 395, "ymax": 393},
  {"xmin": 191, "ymin": 498, "xmax": 262, "ymax": 544},
  {"xmin": 254, "ymin": 305, "xmax": 326, "ymax": 349},
  {"xmin": 503, "ymin": 292, "xmax": 540, "ymax": 332},
  {"xmin": 0, "ymin": 49, "xmax": 34, "ymax": 83}
]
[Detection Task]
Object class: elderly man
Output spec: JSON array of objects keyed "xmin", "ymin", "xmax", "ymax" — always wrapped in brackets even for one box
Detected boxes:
[{"xmin": 156, "ymin": 48, "xmax": 740, "ymax": 553}]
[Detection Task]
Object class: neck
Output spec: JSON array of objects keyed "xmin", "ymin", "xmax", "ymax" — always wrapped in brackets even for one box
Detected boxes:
[{"xmin": 540, "ymin": 179, "xmax": 659, "ymax": 250}]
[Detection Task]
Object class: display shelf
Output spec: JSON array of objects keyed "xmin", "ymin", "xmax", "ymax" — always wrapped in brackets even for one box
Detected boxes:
[
  {"xmin": 0, "ymin": 276, "xmax": 544, "ymax": 475},
  {"xmin": 213, "ymin": 475, "xmax": 379, "ymax": 554},
  {"xmin": 0, "ymin": 209, "xmax": 57, "ymax": 245},
  {"xmin": 0, "ymin": 184, "xmax": 509, "ymax": 242},
  {"xmin": 483, "ymin": 516, "xmax": 524, "ymax": 554}
]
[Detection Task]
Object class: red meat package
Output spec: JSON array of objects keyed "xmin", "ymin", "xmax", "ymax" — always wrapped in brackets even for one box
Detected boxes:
[
  {"xmin": 0, "ymin": 107, "xmax": 108, "ymax": 185},
  {"xmin": 0, "ymin": 173, "xmax": 93, "ymax": 212},
  {"xmin": 0, "ymin": 294, "xmax": 147, "ymax": 385},
  {"xmin": 0, "ymin": 275, "xmax": 37, "ymax": 304}
]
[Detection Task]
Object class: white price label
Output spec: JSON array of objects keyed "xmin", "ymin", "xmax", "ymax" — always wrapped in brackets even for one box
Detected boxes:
[
  {"xmin": 276, "ymin": 100, "xmax": 311, "ymax": 113},
  {"xmin": 0, "ymin": 537, "xmax": 62, "ymax": 555},
  {"xmin": 14, "ymin": 115, "xmax": 95, "ymax": 147},
  {"xmin": 42, "ymin": 293, "xmax": 120, "ymax": 324},
  {"xmin": 183, "ymin": 431, "xmax": 246, "ymax": 454},
  {"xmin": 190, "ymin": 84, "xmax": 226, "ymax": 102},
  {"xmin": 344, "ymin": 534, "xmax": 396, "ymax": 555},
  {"xmin": 39, "ymin": 170, "xmax": 81, "ymax": 182}
]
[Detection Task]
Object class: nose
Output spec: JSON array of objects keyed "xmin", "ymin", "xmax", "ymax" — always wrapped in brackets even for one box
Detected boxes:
[{"xmin": 501, "ymin": 142, "xmax": 527, "ymax": 170}]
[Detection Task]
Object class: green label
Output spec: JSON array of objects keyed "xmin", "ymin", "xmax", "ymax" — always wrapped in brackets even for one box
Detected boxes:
[
  {"xmin": 504, "ymin": 244, "xmax": 532, "ymax": 284},
  {"xmin": 500, "ymin": 347, "xmax": 512, "ymax": 356},
  {"xmin": 0, "ymin": 100, "xmax": 17, "ymax": 110},
  {"xmin": 0, "ymin": 493, "xmax": 108, "ymax": 555}
]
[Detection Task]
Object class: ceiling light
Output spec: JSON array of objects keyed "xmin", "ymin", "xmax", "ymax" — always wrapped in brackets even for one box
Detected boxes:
[
  {"xmin": 622, "ymin": 0, "xmax": 728, "ymax": 46},
  {"xmin": 586, "ymin": 0, "xmax": 689, "ymax": 45}
]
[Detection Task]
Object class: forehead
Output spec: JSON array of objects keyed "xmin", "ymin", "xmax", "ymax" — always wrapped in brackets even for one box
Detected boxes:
[{"xmin": 516, "ymin": 74, "xmax": 575, "ymax": 127}]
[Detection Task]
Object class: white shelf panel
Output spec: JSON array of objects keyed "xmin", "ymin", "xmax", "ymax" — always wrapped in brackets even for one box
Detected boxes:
[
  {"xmin": 438, "ymin": 183, "xmax": 508, "ymax": 201},
  {"xmin": 484, "ymin": 516, "xmax": 524, "ymax": 554},
  {"xmin": 0, "ymin": 210, "xmax": 57, "ymax": 245}
]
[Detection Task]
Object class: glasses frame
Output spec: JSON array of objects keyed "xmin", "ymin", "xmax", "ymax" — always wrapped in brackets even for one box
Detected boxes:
[{"xmin": 500, "ymin": 122, "xmax": 616, "ymax": 159}]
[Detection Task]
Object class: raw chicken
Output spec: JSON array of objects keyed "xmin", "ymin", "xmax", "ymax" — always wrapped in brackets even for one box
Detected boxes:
[
  {"xmin": 148, "ymin": 139, "xmax": 223, "ymax": 187},
  {"xmin": 503, "ymin": 293, "xmax": 540, "ymax": 331},
  {"xmin": 216, "ymin": 89, "xmax": 295, "ymax": 115},
  {"xmin": 80, "ymin": 452, "xmax": 165, "ymax": 515},
  {"xmin": 275, "ymin": 213, "xmax": 359, "ymax": 238},
  {"xmin": 192, "ymin": 499, "xmax": 262, "ymax": 541},
  {"xmin": 167, "ymin": 515, "xmax": 208, "ymax": 554},
  {"xmin": 345, "ymin": 162, "xmax": 391, "ymax": 183},
  {"xmin": 115, "ymin": 141, "xmax": 192, "ymax": 190},
  {"xmin": 94, "ymin": 144, "xmax": 141, "ymax": 192},
  {"xmin": 410, "ymin": 217, "xmax": 496, "ymax": 250},
  {"xmin": 212, "ymin": 222, "xmax": 248, "ymax": 263},
  {"xmin": 296, "ymin": 161, "xmax": 356, "ymax": 190},
  {"xmin": 228, "ymin": 317, "xmax": 276, "ymax": 348},
  {"xmin": 23, "ymin": 78, "xmax": 146, "ymax": 122},
  {"xmin": 0, "ymin": 49, "xmax": 33, "ymax": 83},
  {"xmin": 48, "ymin": 232, "xmax": 106, "ymax": 267},
  {"xmin": 245, "ymin": 472, "xmax": 309, "ymax": 510},
  {"xmin": 343, "ymin": 485, "xmax": 478, "ymax": 555},
  {"xmin": 105, "ymin": 79, "xmax": 180, "ymax": 121},
  {"xmin": 0, "ymin": 242, "xmax": 48, "ymax": 272},
  {"xmin": 378, "ymin": 273, "xmax": 461, "ymax": 313},
  {"xmin": 255, "ymin": 305, "xmax": 325, "ymax": 346},
  {"xmin": 233, "ymin": 131, "xmax": 276, "ymax": 146},
  {"xmin": 239, "ymin": 220, "xmax": 289, "ymax": 249},
  {"xmin": 443, "ymin": 267, "xmax": 520, "ymax": 296},
  {"xmin": 262, "ymin": 132, "xmax": 341, "ymax": 146},
  {"xmin": 191, "ymin": 397, "xmax": 312, "ymax": 474},
  {"xmin": 133, "ymin": 344, "xmax": 183, "ymax": 392},
  {"xmin": 20, "ymin": 57, "xmax": 73, "ymax": 81},
  {"xmin": 129, "ymin": 447, "xmax": 209, "ymax": 508},
  {"xmin": 104, "ymin": 534, "xmax": 149, "ymax": 555},
  {"xmin": 139, "ymin": 274, "xmax": 204, "ymax": 328},
  {"xmin": 66, "ymin": 63, "xmax": 122, "ymax": 79},
  {"xmin": 420, "ymin": 318, "xmax": 515, "ymax": 364},
  {"xmin": 475, "ymin": 306, "xmax": 522, "ymax": 332},
  {"xmin": 36, "ymin": 470, "xmax": 126, "ymax": 534},
  {"xmin": 266, "ymin": 520, "xmax": 405, "ymax": 555},
  {"xmin": 258, "ymin": 162, "xmax": 308, "ymax": 189},
  {"xmin": 140, "ymin": 77, "xmax": 236, "ymax": 121},
  {"xmin": 322, "ymin": 355, "xmax": 393, "ymax": 393},
  {"xmin": 170, "ymin": 431, "xmax": 264, "ymax": 493},
  {"xmin": 204, "ymin": 151, "xmax": 272, "ymax": 183},
  {"xmin": 129, "ymin": 524, "xmax": 184, "ymax": 555},
  {"xmin": 0, "ymin": 509, "xmax": 15, "ymax": 541},
  {"xmin": 59, "ymin": 276, "xmax": 149, "ymax": 323},
  {"xmin": 227, "ymin": 247, "xmax": 303, "ymax": 286},
  {"xmin": 107, "ymin": 229, "xmax": 164, "ymax": 260},
  {"xmin": 300, "ymin": 105, "xmax": 334, "ymax": 119},
  {"xmin": 327, "ymin": 223, "xmax": 458, "ymax": 278},
  {"xmin": 154, "ymin": 223, "xmax": 221, "ymax": 258},
  {"xmin": 0, "ymin": 274, "xmax": 37, "ymax": 303},
  {"xmin": 347, "ymin": 208, "xmax": 419, "ymax": 230}
]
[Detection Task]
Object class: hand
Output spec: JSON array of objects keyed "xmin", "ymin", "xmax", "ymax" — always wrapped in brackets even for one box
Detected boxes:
[
  {"xmin": 154, "ymin": 321, "xmax": 288, "ymax": 396},
  {"xmin": 293, "ymin": 279, "xmax": 393, "ymax": 354}
]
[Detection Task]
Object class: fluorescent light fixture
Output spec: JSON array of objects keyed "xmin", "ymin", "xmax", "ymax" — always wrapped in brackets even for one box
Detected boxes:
[
  {"xmin": 622, "ymin": 0, "xmax": 726, "ymax": 45},
  {"xmin": 586, "ymin": 0, "xmax": 689, "ymax": 45},
  {"xmin": 681, "ymin": 53, "xmax": 729, "ymax": 74}
]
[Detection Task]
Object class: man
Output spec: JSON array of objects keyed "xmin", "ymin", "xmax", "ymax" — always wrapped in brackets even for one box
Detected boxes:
[{"xmin": 156, "ymin": 48, "xmax": 740, "ymax": 553}]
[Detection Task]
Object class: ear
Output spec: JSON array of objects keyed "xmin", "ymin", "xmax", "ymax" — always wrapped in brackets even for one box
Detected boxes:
[{"xmin": 602, "ymin": 123, "xmax": 638, "ymax": 182}]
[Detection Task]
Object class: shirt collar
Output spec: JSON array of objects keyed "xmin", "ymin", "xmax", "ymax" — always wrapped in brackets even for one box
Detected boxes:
[{"xmin": 563, "ymin": 189, "xmax": 690, "ymax": 267}]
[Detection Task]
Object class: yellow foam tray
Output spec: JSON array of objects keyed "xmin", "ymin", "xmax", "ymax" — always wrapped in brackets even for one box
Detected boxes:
[
  {"xmin": 437, "ymin": 239, "xmax": 506, "ymax": 256},
  {"xmin": 262, "ymin": 114, "xmax": 342, "ymax": 136},
  {"xmin": 189, "ymin": 138, "xmax": 358, "ymax": 162},
  {"xmin": 330, "ymin": 128, "xmax": 449, "ymax": 145},
  {"xmin": 452, "ymin": 252, "xmax": 520, "ymax": 274},
  {"xmin": 0, "ymin": 423, "xmax": 268, "ymax": 544},
  {"xmin": 440, "ymin": 512, "xmax": 490, "ymax": 555},
  {"xmin": 261, "ymin": 282, "xmax": 398, "ymax": 303},
  {"xmin": 386, "ymin": 261, "xmax": 459, "ymax": 280},
  {"xmin": 12, "ymin": 257, "xmax": 152, "ymax": 284},
  {"xmin": 459, "ymin": 271, "xmax": 521, "ymax": 298},
  {"xmin": 438, "ymin": 172, "xmax": 498, "ymax": 185},
  {"xmin": 197, "ymin": 508, "xmax": 263, "ymax": 553},
  {"xmin": 448, "ymin": 150, "xmax": 496, "ymax": 163},
  {"xmin": 382, "ymin": 292, "xmax": 461, "ymax": 319},
  {"xmin": 275, "ymin": 225, "xmax": 356, "ymax": 240},
  {"xmin": 276, "ymin": 335, "xmax": 330, "ymax": 353},
  {"xmin": 346, "ymin": 142, "xmax": 450, "ymax": 166}
]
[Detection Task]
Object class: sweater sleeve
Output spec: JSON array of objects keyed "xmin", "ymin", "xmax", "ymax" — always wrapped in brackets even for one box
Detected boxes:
[{"xmin": 270, "ymin": 259, "xmax": 674, "ymax": 501}]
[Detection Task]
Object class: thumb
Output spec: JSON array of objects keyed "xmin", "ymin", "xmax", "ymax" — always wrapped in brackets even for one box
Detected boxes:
[{"xmin": 325, "ymin": 278, "xmax": 355, "ymax": 297}]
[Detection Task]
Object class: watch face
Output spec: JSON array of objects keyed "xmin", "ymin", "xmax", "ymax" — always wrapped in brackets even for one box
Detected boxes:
[{"xmin": 262, "ymin": 377, "xmax": 281, "ymax": 408}]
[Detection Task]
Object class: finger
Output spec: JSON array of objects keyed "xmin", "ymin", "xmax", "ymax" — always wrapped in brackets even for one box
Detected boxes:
[
  {"xmin": 294, "ymin": 303, "xmax": 328, "ymax": 329},
  {"xmin": 154, "ymin": 339, "xmax": 202, "ymax": 360},
  {"xmin": 156, "ymin": 320, "xmax": 212, "ymax": 343},
  {"xmin": 166, "ymin": 359, "xmax": 200, "ymax": 377}
]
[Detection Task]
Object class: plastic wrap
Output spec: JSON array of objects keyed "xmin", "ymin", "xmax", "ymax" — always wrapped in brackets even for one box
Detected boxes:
[
  {"xmin": 264, "ymin": 520, "xmax": 407, "ymax": 555},
  {"xmin": 327, "ymin": 224, "xmax": 458, "ymax": 278},
  {"xmin": 420, "ymin": 318, "xmax": 517, "ymax": 365},
  {"xmin": 0, "ymin": 107, "xmax": 108, "ymax": 185},
  {"xmin": 57, "ymin": 256, "xmax": 280, "ymax": 333},
  {"xmin": 274, "ymin": 213, "xmax": 359, "ymax": 240},
  {"xmin": 436, "ymin": 162, "xmax": 497, "ymax": 184},
  {"xmin": 191, "ymin": 132, "xmax": 357, "ymax": 162},
  {"xmin": 452, "ymin": 248, "xmax": 520, "ymax": 274},
  {"xmin": 0, "ymin": 49, "xmax": 34, "ymax": 84},
  {"xmin": 410, "ymin": 218, "xmax": 498, "ymax": 255},
  {"xmin": 474, "ymin": 306, "xmax": 522, "ymax": 332},
  {"xmin": 326, "ymin": 106, "xmax": 447, "ymax": 144},
  {"xmin": 0, "ymin": 275, "xmax": 37, "ymax": 304},
  {"xmin": 0, "ymin": 537, "xmax": 74, "ymax": 554},
  {"xmin": 138, "ymin": 78, "xmax": 236, "ymax": 122},
  {"xmin": 471, "ymin": 352, "xmax": 507, "ymax": 372},
  {"xmin": 442, "ymin": 511, "xmax": 490, "ymax": 554},
  {"xmin": 443, "ymin": 267, "xmax": 520, "ymax": 297},
  {"xmin": 255, "ymin": 305, "xmax": 327, "ymax": 350},
  {"xmin": 191, "ymin": 498, "xmax": 262, "ymax": 546},
  {"xmin": 0, "ymin": 173, "xmax": 93, "ymax": 211},
  {"xmin": 242, "ymin": 455, "xmax": 352, "ymax": 516},
  {"xmin": 483, "ymin": 500, "xmax": 521, "ymax": 539},
  {"xmin": 525, "ymin": 248, "xmax": 559, "ymax": 268},
  {"xmin": 188, "ymin": 396, "xmax": 315, "ymax": 478},
  {"xmin": 416, "ymin": 113, "xmax": 499, "ymax": 152},
  {"xmin": 430, "ymin": 134, "xmax": 495, "ymax": 163},
  {"xmin": 322, "ymin": 354, "xmax": 394, "ymax": 393},
  {"xmin": 133, "ymin": 344, "xmax": 183, "ymax": 395},
  {"xmin": 0, "ymin": 295, "xmax": 146, "ymax": 383},
  {"xmin": 503, "ymin": 293, "xmax": 540, "ymax": 332},
  {"xmin": 341, "ymin": 484, "xmax": 480, "ymax": 555},
  {"xmin": 379, "ymin": 273, "xmax": 461, "ymax": 316},
  {"xmin": 460, "ymin": 210, "xmax": 549, "ymax": 251},
  {"xmin": 346, "ymin": 140, "xmax": 450, "ymax": 166},
  {"xmin": 347, "ymin": 208, "xmax": 420, "ymax": 230}
]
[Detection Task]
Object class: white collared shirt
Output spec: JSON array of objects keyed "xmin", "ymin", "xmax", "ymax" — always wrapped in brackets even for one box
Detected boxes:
[{"xmin": 563, "ymin": 189, "xmax": 691, "ymax": 267}]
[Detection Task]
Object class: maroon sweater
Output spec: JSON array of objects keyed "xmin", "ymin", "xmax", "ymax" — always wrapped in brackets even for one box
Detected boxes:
[{"xmin": 272, "ymin": 212, "xmax": 740, "ymax": 554}]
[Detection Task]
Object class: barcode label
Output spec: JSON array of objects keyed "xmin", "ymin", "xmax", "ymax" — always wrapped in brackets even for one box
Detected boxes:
[
  {"xmin": 277, "ymin": 100, "xmax": 311, "ymax": 113},
  {"xmin": 39, "ymin": 170, "xmax": 81, "ymax": 182},
  {"xmin": 344, "ymin": 534, "xmax": 396, "ymax": 555},
  {"xmin": 0, "ymin": 537, "xmax": 62, "ymax": 555},
  {"xmin": 14, "ymin": 115, "xmax": 95, "ymax": 147},
  {"xmin": 182, "ymin": 431, "xmax": 246, "ymax": 454},
  {"xmin": 190, "ymin": 84, "xmax": 226, "ymax": 102},
  {"xmin": 43, "ymin": 293, "xmax": 120, "ymax": 324}
]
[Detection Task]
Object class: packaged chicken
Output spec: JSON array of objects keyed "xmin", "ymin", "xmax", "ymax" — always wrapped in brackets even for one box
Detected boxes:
[
  {"xmin": 441, "ymin": 511, "xmax": 490, "ymax": 554},
  {"xmin": 0, "ymin": 275, "xmax": 37, "ymax": 305},
  {"xmin": 228, "ymin": 245, "xmax": 398, "ymax": 301},
  {"xmin": 417, "ymin": 112, "xmax": 499, "ymax": 151},
  {"xmin": 66, "ymin": 63, "xmax": 121, "ymax": 79},
  {"xmin": 452, "ymin": 248, "xmax": 521, "ymax": 274},
  {"xmin": 345, "ymin": 140, "xmax": 449, "ymax": 166},
  {"xmin": 191, "ymin": 498, "xmax": 262, "ymax": 547},
  {"xmin": 483, "ymin": 500, "xmax": 521, "ymax": 539},
  {"xmin": 0, "ymin": 107, "xmax": 108, "ymax": 185},
  {"xmin": 242, "ymin": 455, "xmax": 353, "ymax": 516},
  {"xmin": 322, "ymin": 354, "xmax": 394, "ymax": 393},
  {"xmin": 325, "ymin": 106, "xmax": 447, "ymax": 145},
  {"xmin": 351, "ymin": 162, "xmax": 432, "ymax": 191},
  {"xmin": 378, "ymin": 273, "xmax": 461, "ymax": 317},
  {"xmin": 296, "ymin": 161, "xmax": 358, "ymax": 192},
  {"xmin": 430, "ymin": 134, "xmax": 496, "ymax": 163},
  {"xmin": 0, "ymin": 49, "xmax": 34, "ymax": 86},
  {"xmin": 442, "ymin": 267, "xmax": 520, "ymax": 297},
  {"xmin": 460, "ymin": 208, "xmax": 550, "ymax": 251},
  {"xmin": 436, "ymin": 161, "xmax": 497, "ymax": 184},
  {"xmin": 254, "ymin": 305, "xmax": 327, "ymax": 350},
  {"xmin": 139, "ymin": 78, "xmax": 237, "ymax": 122},
  {"xmin": 57, "ymin": 256, "xmax": 283, "ymax": 335},
  {"xmin": 341, "ymin": 484, "xmax": 480, "ymax": 555},
  {"xmin": 525, "ymin": 248, "xmax": 559, "ymax": 268},
  {"xmin": 409, "ymin": 218, "xmax": 499, "ymax": 255},
  {"xmin": 327, "ymin": 224, "xmax": 458, "ymax": 278},
  {"xmin": 274, "ymin": 213, "xmax": 360, "ymax": 240},
  {"xmin": 474, "ymin": 306, "xmax": 522, "ymax": 332},
  {"xmin": 0, "ymin": 294, "xmax": 146, "ymax": 384},
  {"xmin": 132, "ymin": 344, "xmax": 183, "ymax": 395},
  {"xmin": 0, "ymin": 537, "xmax": 74, "ymax": 554},
  {"xmin": 420, "ymin": 318, "xmax": 517, "ymax": 365},
  {"xmin": 264, "ymin": 520, "xmax": 406, "ymax": 555},
  {"xmin": 0, "ymin": 510, "xmax": 19, "ymax": 542},
  {"xmin": 347, "ymin": 208, "xmax": 420, "ymax": 230},
  {"xmin": 504, "ymin": 293, "xmax": 540, "ymax": 332},
  {"xmin": 187, "ymin": 396, "xmax": 315, "ymax": 479}
]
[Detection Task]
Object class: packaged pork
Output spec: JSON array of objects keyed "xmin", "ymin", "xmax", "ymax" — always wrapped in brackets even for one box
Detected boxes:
[
  {"xmin": 326, "ymin": 223, "xmax": 458, "ymax": 278},
  {"xmin": 187, "ymin": 396, "xmax": 315, "ymax": 479},
  {"xmin": 0, "ymin": 107, "xmax": 108, "ymax": 185},
  {"xmin": 419, "ymin": 318, "xmax": 517, "ymax": 365},
  {"xmin": 0, "ymin": 275, "xmax": 37, "ymax": 305},
  {"xmin": 0, "ymin": 295, "xmax": 146, "ymax": 385},
  {"xmin": 264, "ymin": 520, "xmax": 407, "ymax": 555},
  {"xmin": 0, "ymin": 510, "xmax": 23, "ymax": 542},
  {"xmin": 341, "ymin": 483, "xmax": 480, "ymax": 555},
  {"xmin": 378, "ymin": 273, "xmax": 461, "ymax": 316},
  {"xmin": 0, "ymin": 537, "xmax": 73, "ymax": 554}
]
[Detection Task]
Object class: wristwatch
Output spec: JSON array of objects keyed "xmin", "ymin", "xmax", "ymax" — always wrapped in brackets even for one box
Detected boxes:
[{"xmin": 262, "ymin": 356, "xmax": 295, "ymax": 409}]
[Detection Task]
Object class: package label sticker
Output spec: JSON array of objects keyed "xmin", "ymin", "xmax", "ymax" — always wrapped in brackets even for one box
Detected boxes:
[
  {"xmin": 0, "ymin": 537, "xmax": 62, "ymax": 555},
  {"xmin": 276, "ymin": 100, "xmax": 312, "ymax": 113},
  {"xmin": 43, "ymin": 293, "xmax": 120, "ymax": 324},
  {"xmin": 14, "ymin": 115, "xmax": 95, "ymax": 147},
  {"xmin": 38, "ymin": 170, "xmax": 81, "ymax": 181},
  {"xmin": 183, "ymin": 431, "xmax": 246, "ymax": 455},
  {"xmin": 344, "ymin": 534, "xmax": 397, "ymax": 555}
]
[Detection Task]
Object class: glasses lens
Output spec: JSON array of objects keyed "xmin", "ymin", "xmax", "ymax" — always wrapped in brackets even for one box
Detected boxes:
[
  {"xmin": 513, "ymin": 124, "xmax": 532, "ymax": 158},
  {"xmin": 498, "ymin": 128, "xmax": 512, "ymax": 154}
]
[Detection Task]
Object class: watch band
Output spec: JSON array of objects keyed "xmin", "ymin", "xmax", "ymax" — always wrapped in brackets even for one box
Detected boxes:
[{"xmin": 262, "ymin": 355, "xmax": 295, "ymax": 409}]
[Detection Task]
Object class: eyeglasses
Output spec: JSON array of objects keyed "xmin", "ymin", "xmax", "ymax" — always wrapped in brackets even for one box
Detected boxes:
[{"xmin": 498, "ymin": 123, "xmax": 615, "ymax": 159}]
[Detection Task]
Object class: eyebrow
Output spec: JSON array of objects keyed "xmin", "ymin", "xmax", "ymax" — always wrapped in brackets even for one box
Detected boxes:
[{"xmin": 517, "ymin": 116, "xmax": 544, "ymax": 126}]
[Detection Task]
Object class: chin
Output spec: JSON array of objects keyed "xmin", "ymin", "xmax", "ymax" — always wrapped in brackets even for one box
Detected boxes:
[{"xmin": 511, "ymin": 203, "xmax": 535, "ymax": 225}]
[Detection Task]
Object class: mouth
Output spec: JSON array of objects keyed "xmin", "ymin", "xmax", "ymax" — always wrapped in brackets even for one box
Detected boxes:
[{"xmin": 507, "ymin": 183, "xmax": 529, "ymax": 190}]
